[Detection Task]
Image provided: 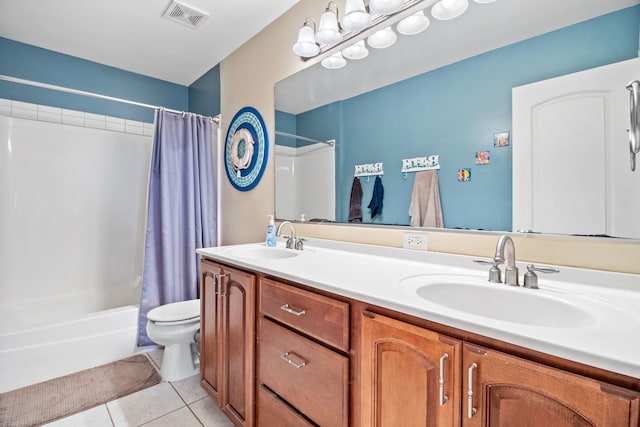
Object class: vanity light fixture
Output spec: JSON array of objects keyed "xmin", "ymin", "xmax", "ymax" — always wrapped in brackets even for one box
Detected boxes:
[
  {"xmin": 321, "ymin": 52, "xmax": 348, "ymax": 69},
  {"xmin": 431, "ymin": 0, "xmax": 469, "ymax": 20},
  {"xmin": 299, "ymin": 0, "xmax": 496, "ymax": 70},
  {"xmin": 293, "ymin": 18, "xmax": 320, "ymax": 57},
  {"xmin": 342, "ymin": 40, "xmax": 370, "ymax": 60},
  {"xmin": 367, "ymin": 26, "xmax": 398, "ymax": 49},
  {"xmin": 316, "ymin": 2, "xmax": 342, "ymax": 45},
  {"xmin": 397, "ymin": 10, "xmax": 430, "ymax": 35},
  {"xmin": 341, "ymin": 0, "xmax": 371, "ymax": 31},
  {"xmin": 369, "ymin": 0, "xmax": 404, "ymax": 15}
]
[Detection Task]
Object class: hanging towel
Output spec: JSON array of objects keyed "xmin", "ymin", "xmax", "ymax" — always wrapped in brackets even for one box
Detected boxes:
[
  {"xmin": 409, "ymin": 170, "xmax": 444, "ymax": 228},
  {"xmin": 348, "ymin": 176, "xmax": 363, "ymax": 222},
  {"xmin": 368, "ymin": 176, "xmax": 384, "ymax": 219}
]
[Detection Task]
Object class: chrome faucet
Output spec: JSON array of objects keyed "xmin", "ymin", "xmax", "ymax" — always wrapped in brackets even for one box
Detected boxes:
[
  {"xmin": 276, "ymin": 221, "xmax": 304, "ymax": 250},
  {"xmin": 494, "ymin": 235, "xmax": 519, "ymax": 286}
]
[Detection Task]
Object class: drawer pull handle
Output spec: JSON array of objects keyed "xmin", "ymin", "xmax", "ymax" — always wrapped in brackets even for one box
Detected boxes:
[
  {"xmin": 280, "ymin": 352, "xmax": 307, "ymax": 369},
  {"xmin": 439, "ymin": 353, "xmax": 449, "ymax": 406},
  {"xmin": 468, "ymin": 363, "xmax": 478, "ymax": 419},
  {"xmin": 280, "ymin": 304, "xmax": 306, "ymax": 316}
]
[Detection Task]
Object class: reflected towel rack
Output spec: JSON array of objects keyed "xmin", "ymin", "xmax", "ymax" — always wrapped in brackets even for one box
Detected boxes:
[
  {"xmin": 355, "ymin": 162, "xmax": 384, "ymax": 182},
  {"xmin": 401, "ymin": 155, "xmax": 440, "ymax": 179},
  {"xmin": 275, "ymin": 131, "xmax": 335, "ymax": 146}
]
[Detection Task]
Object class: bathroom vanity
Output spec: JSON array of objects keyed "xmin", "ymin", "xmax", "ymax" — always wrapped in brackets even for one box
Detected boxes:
[{"xmin": 197, "ymin": 239, "xmax": 640, "ymax": 426}]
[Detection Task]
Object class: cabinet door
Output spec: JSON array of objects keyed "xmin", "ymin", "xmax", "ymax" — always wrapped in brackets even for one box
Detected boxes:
[
  {"xmin": 360, "ymin": 312, "xmax": 462, "ymax": 427},
  {"xmin": 200, "ymin": 260, "xmax": 222, "ymax": 403},
  {"xmin": 463, "ymin": 343, "xmax": 640, "ymax": 427},
  {"xmin": 220, "ymin": 265, "xmax": 255, "ymax": 427}
]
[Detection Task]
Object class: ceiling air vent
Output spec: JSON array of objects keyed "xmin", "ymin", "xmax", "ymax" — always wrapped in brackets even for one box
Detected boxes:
[{"xmin": 163, "ymin": 0, "xmax": 209, "ymax": 29}]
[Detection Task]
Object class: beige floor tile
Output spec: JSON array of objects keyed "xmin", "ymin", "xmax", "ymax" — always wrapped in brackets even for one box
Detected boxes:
[
  {"xmin": 189, "ymin": 397, "xmax": 234, "ymax": 427},
  {"xmin": 170, "ymin": 373, "xmax": 207, "ymax": 404},
  {"xmin": 42, "ymin": 405, "xmax": 114, "ymax": 427},
  {"xmin": 107, "ymin": 382, "xmax": 184, "ymax": 427},
  {"xmin": 139, "ymin": 407, "xmax": 202, "ymax": 427}
]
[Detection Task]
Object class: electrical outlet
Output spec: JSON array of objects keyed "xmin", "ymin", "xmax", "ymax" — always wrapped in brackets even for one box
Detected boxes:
[{"xmin": 403, "ymin": 232, "xmax": 428, "ymax": 250}]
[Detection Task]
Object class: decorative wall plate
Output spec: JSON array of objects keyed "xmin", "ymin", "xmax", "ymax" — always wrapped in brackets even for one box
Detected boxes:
[{"xmin": 224, "ymin": 106, "xmax": 269, "ymax": 191}]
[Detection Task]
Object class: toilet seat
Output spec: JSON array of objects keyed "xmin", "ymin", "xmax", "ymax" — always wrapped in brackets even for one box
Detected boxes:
[{"xmin": 148, "ymin": 299, "xmax": 200, "ymax": 325}]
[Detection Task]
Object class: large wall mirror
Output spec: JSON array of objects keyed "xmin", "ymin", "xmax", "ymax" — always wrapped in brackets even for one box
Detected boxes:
[{"xmin": 275, "ymin": 0, "xmax": 640, "ymax": 239}]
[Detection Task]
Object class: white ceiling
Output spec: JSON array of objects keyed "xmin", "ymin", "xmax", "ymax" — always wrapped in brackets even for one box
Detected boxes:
[
  {"xmin": 276, "ymin": 0, "xmax": 640, "ymax": 114},
  {"xmin": 0, "ymin": 0, "xmax": 301, "ymax": 86}
]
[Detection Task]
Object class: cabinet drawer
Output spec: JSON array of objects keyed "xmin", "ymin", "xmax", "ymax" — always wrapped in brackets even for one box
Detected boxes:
[
  {"xmin": 257, "ymin": 386, "xmax": 315, "ymax": 427},
  {"xmin": 260, "ymin": 278, "xmax": 349, "ymax": 352},
  {"xmin": 259, "ymin": 319, "xmax": 348, "ymax": 427}
]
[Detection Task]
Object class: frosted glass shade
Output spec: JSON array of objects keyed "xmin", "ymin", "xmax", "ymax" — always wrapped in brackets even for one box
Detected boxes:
[
  {"xmin": 293, "ymin": 23, "xmax": 319, "ymax": 57},
  {"xmin": 473, "ymin": 0, "xmax": 496, "ymax": 3},
  {"xmin": 316, "ymin": 9, "xmax": 342, "ymax": 45},
  {"xmin": 367, "ymin": 27, "xmax": 397, "ymax": 49},
  {"xmin": 369, "ymin": 0, "xmax": 404, "ymax": 15},
  {"xmin": 431, "ymin": 0, "xmax": 469, "ymax": 20},
  {"xmin": 342, "ymin": 40, "xmax": 369, "ymax": 60},
  {"xmin": 321, "ymin": 52, "xmax": 347, "ymax": 69},
  {"xmin": 397, "ymin": 10, "xmax": 430, "ymax": 35},
  {"xmin": 341, "ymin": 0, "xmax": 371, "ymax": 31}
]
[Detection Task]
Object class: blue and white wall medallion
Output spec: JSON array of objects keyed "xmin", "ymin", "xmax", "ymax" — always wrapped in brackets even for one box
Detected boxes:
[{"xmin": 224, "ymin": 106, "xmax": 269, "ymax": 191}]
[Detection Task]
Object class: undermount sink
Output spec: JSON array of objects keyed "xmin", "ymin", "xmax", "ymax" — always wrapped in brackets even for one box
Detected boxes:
[
  {"xmin": 401, "ymin": 275, "xmax": 598, "ymax": 328},
  {"xmin": 224, "ymin": 245, "xmax": 303, "ymax": 261}
]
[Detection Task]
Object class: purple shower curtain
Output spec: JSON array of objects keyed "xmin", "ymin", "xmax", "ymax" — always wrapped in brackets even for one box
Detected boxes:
[{"xmin": 137, "ymin": 109, "xmax": 217, "ymax": 346}]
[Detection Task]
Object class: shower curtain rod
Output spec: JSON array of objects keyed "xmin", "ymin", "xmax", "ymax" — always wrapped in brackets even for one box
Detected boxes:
[
  {"xmin": 0, "ymin": 74, "xmax": 220, "ymax": 123},
  {"xmin": 275, "ymin": 130, "xmax": 335, "ymax": 146}
]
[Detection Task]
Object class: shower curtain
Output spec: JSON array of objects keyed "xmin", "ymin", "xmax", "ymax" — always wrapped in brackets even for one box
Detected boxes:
[{"xmin": 137, "ymin": 109, "xmax": 217, "ymax": 346}]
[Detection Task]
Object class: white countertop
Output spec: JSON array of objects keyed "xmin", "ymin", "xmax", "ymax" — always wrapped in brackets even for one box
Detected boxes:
[{"xmin": 197, "ymin": 238, "xmax": 640, "ymax": 379}]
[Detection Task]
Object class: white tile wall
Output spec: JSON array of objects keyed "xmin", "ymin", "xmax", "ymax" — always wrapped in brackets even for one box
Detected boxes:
[{"xmin": 0, "ymin": 98, "xmax": 154, "ymax": 136}]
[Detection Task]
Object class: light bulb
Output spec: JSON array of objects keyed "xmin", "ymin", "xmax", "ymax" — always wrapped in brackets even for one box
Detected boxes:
[
  {"xmin": 341, "ymin": 0, "xmax": 371, "ymax": 31},
  {"xmin": 342, "ymin": 40, "xmax": 369, "ymax": 60},
  {"xmin": 367, "ymin": 27, "xmax": 397, "ymax": 49},
  {"xmin": 321, "ymin": 52, "xmax": 347, "ymax": 69},
  {"xmin": 292, "ymin": 21, "xmax": 319, "ymax": 57},
  {"xmin": 369, "ymin": 0, "xmax": 403, "ymax": 15},
  {"xmin": 397, "ymin": 10, "xmax": 430, "ymax": 35},
  {"xmin": 431, "ymin": 0, "xmax": 468, "ymax": 20}
]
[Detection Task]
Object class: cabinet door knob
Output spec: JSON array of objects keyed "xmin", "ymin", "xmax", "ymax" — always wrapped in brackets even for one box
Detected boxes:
[
  {"xmin": 280, "ymin": 352, "xmax": 307, "ymax": 369},
  {"xmin": 439, "ymin": 353, "xmax": 449, "ymax": 406},
  {"xmin": 280, "ymin": 303, "xmax": 306, "ymax": 316},
  {"xmin": 468, "ymin": 363, "xmax": 478, "ymax": 419}
]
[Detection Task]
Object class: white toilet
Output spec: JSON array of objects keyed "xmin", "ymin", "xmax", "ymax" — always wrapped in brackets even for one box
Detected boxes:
[{"xmin": 146, "ymin": 299, "xmax": 201, "ymax": 381}]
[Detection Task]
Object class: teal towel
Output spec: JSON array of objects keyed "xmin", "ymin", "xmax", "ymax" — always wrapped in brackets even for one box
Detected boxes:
[{"xmin": 367, "ymin": 176, "xmax": 384, "ymax": 219}]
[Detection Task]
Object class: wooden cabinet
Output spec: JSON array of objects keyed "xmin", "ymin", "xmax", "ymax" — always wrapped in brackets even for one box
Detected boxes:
[
  {"xmin": 200, "ymin": 259, "xmax": 255, "ymax": 427},
  {"xmin": 257, "ymin": 277, "xmax": 350, "ymax": 427},
  {"xmin": 463, "ymin": 343, "xmax": 640, "ymax": 427},
  {"xmin": 359, "ymin": 310, "xmax": 640, "ymax": 427},
  {"xmin": 360, "ymin": 311, "xmax": 462, "ymax": 427}
]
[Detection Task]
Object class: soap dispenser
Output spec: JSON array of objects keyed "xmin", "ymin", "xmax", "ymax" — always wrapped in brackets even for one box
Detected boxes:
[{"xmin": 265, "ymin": 215, "xmax": 277, "ymax": 247}]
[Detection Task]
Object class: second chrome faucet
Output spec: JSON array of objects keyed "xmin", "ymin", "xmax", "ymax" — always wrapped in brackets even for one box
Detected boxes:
[{"xmin": 476, "ymin": 235, "xmax": 558, "ymax": 288}]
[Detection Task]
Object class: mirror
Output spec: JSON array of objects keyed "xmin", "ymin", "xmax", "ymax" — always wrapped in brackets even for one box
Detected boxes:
[{"xmin": 275, "ymin": 0, "xmax": 640, "ymax": 237}]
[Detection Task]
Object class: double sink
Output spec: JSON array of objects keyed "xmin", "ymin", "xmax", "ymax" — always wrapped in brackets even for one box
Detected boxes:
[{"xmin": 222, "ymin": 243, "xmax": 630, "ymax": 329}]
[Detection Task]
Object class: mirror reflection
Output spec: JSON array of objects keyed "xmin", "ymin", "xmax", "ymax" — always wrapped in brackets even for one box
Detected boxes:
[{"xmin": 275, "ymin": 0, "xmax": 640, "ymax": 237}]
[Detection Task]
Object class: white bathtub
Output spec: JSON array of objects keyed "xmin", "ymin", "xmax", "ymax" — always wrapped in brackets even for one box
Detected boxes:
[
  {"xmin": 0, "ymin": 110, "xmax": 153, "ymax": 393},
  {"xmin": 0, "ymin": 303, "xmax": 143, "ymax": 393}
]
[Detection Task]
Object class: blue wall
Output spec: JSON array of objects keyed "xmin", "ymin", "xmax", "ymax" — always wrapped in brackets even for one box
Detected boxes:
[
  {"xmin": 275, "ymin": 110, "xmax": 298, "ymax": 147},
  {"xmin": 189, "ymin": 64, "xmax": 221, "ymax": 117},
  {"xmin": 279, "ymin": 5, "xmax": 640, "ymax": 229},
  {"xmin": 0, "ymin": 37, "xmax": 220, "ymax": 123}
]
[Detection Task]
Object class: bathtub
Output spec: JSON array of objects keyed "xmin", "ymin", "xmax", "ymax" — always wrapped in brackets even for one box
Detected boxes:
[
  {"xmin": 0, "ymin": 302, "xmax": 143, "ymax": 393},
  {"xmin": 0, "ymin": 109, "xmax": 153, "ymax": 393}
]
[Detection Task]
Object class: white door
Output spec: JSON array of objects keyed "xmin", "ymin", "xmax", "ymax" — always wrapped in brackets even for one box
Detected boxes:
[{"xmin": 513, "ymin": 58, "xmax": 640, "ymax": 239}]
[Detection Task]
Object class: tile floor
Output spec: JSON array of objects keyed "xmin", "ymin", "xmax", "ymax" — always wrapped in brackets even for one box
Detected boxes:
[{"xmin": 42, "ymin": 349, "xmax": 234, "ymax": 427}]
